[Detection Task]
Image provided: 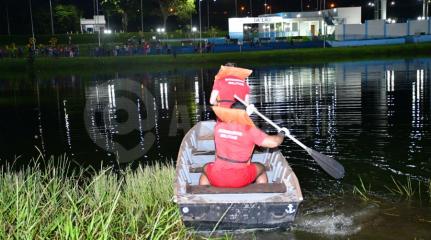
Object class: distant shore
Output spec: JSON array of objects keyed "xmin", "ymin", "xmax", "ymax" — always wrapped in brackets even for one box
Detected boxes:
[{"xmin": 1, "ymin": 43, "xmax": 431, "ymax": 75}]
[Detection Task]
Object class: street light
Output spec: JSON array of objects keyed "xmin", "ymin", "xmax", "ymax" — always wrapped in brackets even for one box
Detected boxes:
[
  {"xmin": 206, "ymin": 0, "xmax": 216, "ymax": 31},
  {"xmin": 240, "ymin": 6, "xmax": 246, "ymax": 16},
  {"xmin": 141, "ymin": 0, "xmax": 144, "ymax": 31},
  {"xmin": 5, "ymin": 2, "xmax": 10, "ymax": 36},
  {"xmin": 266, "ymin": 5, "xmax": 272, "ymax": 14},
  {"xmin": 386, "ymin": 17, "xmax": 396, "ymax": 23},
  {"xmin": 28, "ymin": 0, "xmax": 35, "ymax": 51},
  {"xmin": 49, "ymin": 0, "xmax": 55, "ymax": 35},
  {"xmin": 95, "ymin": 0, "xmax": 101, "ymax": 47},
  {"xmin": 199, "ymin": 0, "xmax": 202, "ymax": 53},
  {"xmin": 192, "ymin": 26, "xmax": 197, "ymax": 42}
]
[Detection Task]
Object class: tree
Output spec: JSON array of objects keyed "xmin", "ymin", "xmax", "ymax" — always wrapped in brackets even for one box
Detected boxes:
[
  {"xmin": 54, "ymin": 5, "xmax": 80, "ymax": 33},
  {"xmin": 100, "ymin": 0, "xmax": 121, "ymax": 29},
  {"xmin": 116, "ymin": 0, "xmax": 140, "ymax": 32},
  {"xmin": 34, "ymin": 8, "xmax": 51, "ymax": 34},
  {"xmin": 153, "ymin": 0, "xmax": 195, "ymax": 29}
]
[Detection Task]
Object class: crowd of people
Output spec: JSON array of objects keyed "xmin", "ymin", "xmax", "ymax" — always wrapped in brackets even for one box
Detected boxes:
[
  {"xmin": 91, "ymin": 41, "xmax": 172, "ymax": 57},
  {"xmin": 37, "ymin": 45, "xmax": 80, "ymax": 57},
  {"xmin": 0, "ymin": 41, "xmax": 218, "ymax": 59},
  {"xmin": 91, "ymin": 40, "xmax": 215, "ymax": 57},
  {"xmin": 0, "ymin": 43, "xmax": 80, "ymax": 58},
  {"xmin": 0, "ymin": 44, "xmax": 25, "ymax": 58}
]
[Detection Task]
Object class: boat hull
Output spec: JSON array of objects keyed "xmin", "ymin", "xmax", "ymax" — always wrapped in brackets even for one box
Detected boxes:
[
  {"xmin": 179, "ymin": 201, "xmax": 300, "ymax": 231},
  {"xmin": 175, "ymin": 121, "xmax": 303, "ymax": 231}
]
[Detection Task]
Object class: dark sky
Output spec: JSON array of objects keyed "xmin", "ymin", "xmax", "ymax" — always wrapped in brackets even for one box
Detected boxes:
[{"xmin": 0, "ymin": 0, "xmax": 426, "ymax": 34}]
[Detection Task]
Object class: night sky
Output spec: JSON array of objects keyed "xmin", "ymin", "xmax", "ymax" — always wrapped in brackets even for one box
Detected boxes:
[{"xmin": 0, "ymin": 0, "xmax": 426, "ymax": 34}]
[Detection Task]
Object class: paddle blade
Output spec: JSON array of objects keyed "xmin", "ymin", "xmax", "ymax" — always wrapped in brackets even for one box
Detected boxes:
[{"xmin": 307, "ymin": 148, "xmax": 345, "ymax": 179}]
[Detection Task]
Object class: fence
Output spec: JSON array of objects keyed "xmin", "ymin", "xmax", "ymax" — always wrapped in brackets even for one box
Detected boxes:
[{"xmin": 335, "ymin": 19, "xmax": 431, "ymax": 41}]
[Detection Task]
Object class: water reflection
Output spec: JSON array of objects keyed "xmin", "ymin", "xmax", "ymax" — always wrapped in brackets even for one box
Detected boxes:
[
  {"xmin": 35, "ymin": 80, "xmax": 46, "ymax": 154},
  {"xmin": 0, "ymin": 59, "xmax": 430, "ymax": 183}
]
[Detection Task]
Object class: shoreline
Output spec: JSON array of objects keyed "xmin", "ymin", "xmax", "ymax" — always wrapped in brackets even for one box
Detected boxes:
[{"xmin": 0, "ymin": 43, "xmax": 431, "ymax": 75}]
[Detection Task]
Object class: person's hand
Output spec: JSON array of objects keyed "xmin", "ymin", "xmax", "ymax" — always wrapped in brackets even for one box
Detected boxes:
[
  {"xmin": 278, "ymin": 127, "xmax": 290, "ymax": 136},
  {"xmin": 246, "ymin": 104, "xmax": 256, "ymax": 116}
]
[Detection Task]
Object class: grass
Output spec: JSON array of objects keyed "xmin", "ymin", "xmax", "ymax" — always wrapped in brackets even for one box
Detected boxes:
[
  {"xmin": 428, "ymin": 179, "xmax": 431, "ymax": 200},
  {"xmin": 1, "ymin": 42, "xmax": 431, "ymax": 75},
  {"xmin": 385, "ymin": 176, "xmax": 415, "ymax": 199},
  {"xmin": 0, "ymin": 154, "xmax": 195, "ymax": 239},
  {"xmin": 353, "ymin": 175, "xmax": 372, "ymax": 201}
]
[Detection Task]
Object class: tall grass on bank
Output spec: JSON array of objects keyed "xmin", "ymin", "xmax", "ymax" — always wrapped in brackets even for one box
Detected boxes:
[
  {"xmin": 428, "ymin": 179, "xmax": 431, "ymax": 199},
  {"xmin": 0, "ymin": 155, "xmax": 191, "ymax": 239},
  {"xmin": 353, "ymin": 176, "xmax": 372, "ymax": 201},
  {"xmin": 385, "ymin": 176, "xmax": 415, "ymax": 199}
]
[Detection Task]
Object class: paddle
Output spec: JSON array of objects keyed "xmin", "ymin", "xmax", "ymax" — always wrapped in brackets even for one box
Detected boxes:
[{"xmin": 234, "ymin": 95, "xmax": 345, "ymax": 179}]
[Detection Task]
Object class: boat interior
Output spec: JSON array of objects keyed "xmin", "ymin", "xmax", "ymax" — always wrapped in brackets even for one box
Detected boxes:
[{"xmin": 176, "ymin": 121, "xmax": 303, "ymax": 201}]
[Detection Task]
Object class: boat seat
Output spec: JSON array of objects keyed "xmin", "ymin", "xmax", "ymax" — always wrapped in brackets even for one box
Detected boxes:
[
  {"xmin": 189, "ymin": 165, "xmax": 272, "ymax": 173},
  {"xmin": 197, "ymin": 134, "xmax": 214, "ymax": 140},
  {"xmin": 186, "ymin": 183, "xmax": 286, "ymax": 194},
  {"xmin": 192, "ymin": 149, "xmax": 215, "ymax": 155}
]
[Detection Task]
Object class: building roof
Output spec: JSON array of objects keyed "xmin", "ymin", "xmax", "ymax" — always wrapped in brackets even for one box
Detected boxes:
[{"xmin": 258, "ymin": 7, "xmax": 361, "ymax": 19}]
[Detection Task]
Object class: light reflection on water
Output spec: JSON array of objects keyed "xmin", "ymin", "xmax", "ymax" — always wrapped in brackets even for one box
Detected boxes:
[{"xmin": 0, "ymin": 59, "xmax": 431, "ymax": 239}]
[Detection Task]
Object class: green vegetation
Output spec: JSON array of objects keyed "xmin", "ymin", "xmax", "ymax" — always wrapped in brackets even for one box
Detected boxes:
[
  {"xmin": 54, "ymin": 5, "xmax": 81, "ymax": 33},
  {"xmin": 385, "ymin": 176, "xmax": 415, "ymax": 199},
  {"xmin": 0, "ymin": 43, "xmax": 431, "ymax": 72},
  {"xmin": 353, "ymin": 175, "xmax": 431, "ymax": 203},
  {"xmin": 428, "ymin": 179, "xmax": 431, "ymax": 199},
  {"xmin": 0, "ymin": 154, "xmax": 192, "ymax": 239},
  {"xmin": 1, "ymin": 43, "xmax": 431, "ymax": 75},
  {"xmin": 353, "ymin": 176, "xmax": 372, "ymax": 201}
]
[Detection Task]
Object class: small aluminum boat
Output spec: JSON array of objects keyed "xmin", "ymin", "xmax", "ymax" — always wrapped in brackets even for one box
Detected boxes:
[{"xmin": 174, "ymin": 121, "xmax": 303, "ymax": 231}]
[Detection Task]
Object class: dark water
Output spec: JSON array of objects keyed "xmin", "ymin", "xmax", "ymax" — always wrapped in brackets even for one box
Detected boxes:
[{"xmin": 1, "ymin": 59, "xmax": 431, "ymax": 239}]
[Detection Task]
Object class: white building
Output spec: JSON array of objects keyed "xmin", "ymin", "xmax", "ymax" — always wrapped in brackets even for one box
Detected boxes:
[
  {"xmin": 228, "ymin": 7, "xmax": 361, "ymax": 40},
  {"xmin": 80, "ymin": 15, "xmax": 106, "ymax": 33}
]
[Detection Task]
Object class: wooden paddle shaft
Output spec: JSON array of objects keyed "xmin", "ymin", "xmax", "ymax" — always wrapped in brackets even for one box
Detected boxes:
[{"xmin": 234, "ymin": 95, "xmax": 309, "ymax": 151}]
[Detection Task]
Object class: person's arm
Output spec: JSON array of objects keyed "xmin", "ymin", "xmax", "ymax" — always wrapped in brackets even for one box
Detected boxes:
[
  {"xmin": 260, "ymin": 134, "xmax": 284, "ymax": 148},
  {"xmin": 209, "ymin": 90, "xmax": 219, "ymax": 105},
  {"xmin": 250, "ymin": 127, "xmax": 284, "ymax": 149},
  {"xmin": 244, "ymin": 94, "xmax": 250, "ymax": 104}
]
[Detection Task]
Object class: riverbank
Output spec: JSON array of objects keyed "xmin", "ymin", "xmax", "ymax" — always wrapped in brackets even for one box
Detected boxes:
[
  {"xmin": 0, "ymin": 155, "xmax": 196, "ymax": 239},
  {"xmin": 1, "ymin": 43, "xmax": 431, "ymax": 76}
]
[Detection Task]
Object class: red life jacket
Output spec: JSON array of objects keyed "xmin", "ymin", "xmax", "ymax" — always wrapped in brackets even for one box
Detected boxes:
[
  {"xmin": 214, "ymin": 122, "xmax": 256, "ymax": 165},
  {"xmin": 212, "ymin": 106, "xmax": 256, "ymax": 164},
  {"xmin": 213, "ymin": 65, "xmax": 252, "ymax": 108},
  {"xmin": 214, "ymin": 65, "xmax": 252, "ymax": 81}
]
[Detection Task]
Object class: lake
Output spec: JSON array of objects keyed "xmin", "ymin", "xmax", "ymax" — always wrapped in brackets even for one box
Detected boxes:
[{"xmin": 0, "ymin": 58, "xmax": 430, "ymax": 239}]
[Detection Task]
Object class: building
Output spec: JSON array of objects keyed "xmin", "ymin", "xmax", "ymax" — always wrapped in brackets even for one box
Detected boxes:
[
  {"xmin": 228, "ymin": 7, "xmax": 361, "ymax": 40},
  {"xmin": 80, "ymin": 15, "xmax": 106, "ymax": 33}
]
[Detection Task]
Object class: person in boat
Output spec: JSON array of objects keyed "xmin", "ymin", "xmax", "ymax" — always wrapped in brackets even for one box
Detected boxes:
[
  {"xmin": 199, "ymin": 102, "xmax": 289, "ymax": 188},
  {"xmin": 209, "ymin": 63, "xmax": 252, "ymax": 108}
]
